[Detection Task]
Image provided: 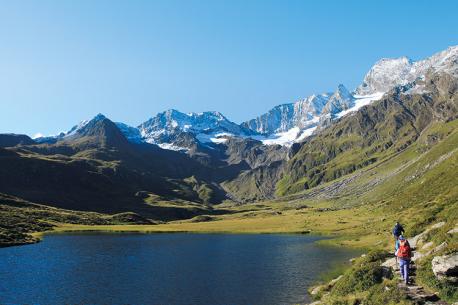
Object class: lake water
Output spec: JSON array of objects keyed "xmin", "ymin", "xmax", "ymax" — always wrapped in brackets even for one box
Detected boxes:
[{"xmin": 0, "ymin": 233, "xmax": 358, "ymax": 305}]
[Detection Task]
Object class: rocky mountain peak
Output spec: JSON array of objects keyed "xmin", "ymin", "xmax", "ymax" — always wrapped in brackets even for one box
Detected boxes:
[
  {"xmin": 137, "ymin": 109, "xmax": 253, "ymax": 149},
  {"xmin": 356, "ymin": 46, "xmax": 458, "ymax": 96},
  {"xmin": 67, "ymin": 113, "xmax": 126, "ymax": 143},
  {"xmin": 322, "ymin": 84, "xmax": 355, "ymax": 116}
]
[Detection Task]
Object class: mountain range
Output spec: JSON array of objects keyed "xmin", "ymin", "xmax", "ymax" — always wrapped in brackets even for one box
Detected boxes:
[
  {"xmin": 1, "ymin": 45, "xmax": 457, "ymax": 219},
  {"xmin": 32, "ymin": 46, "xmax": 458, "ymax": 150}
]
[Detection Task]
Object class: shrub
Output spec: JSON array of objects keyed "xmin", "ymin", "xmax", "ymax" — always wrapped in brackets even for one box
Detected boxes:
[
  {"xmin": 365, "ymin": 281, "xmax": 411, "ymax": 305},
  {"xmin": 331, "ymin": 262, "xmax": 385, "ymax": 296},
  {"xmin": 330, "ymin": 250, "xmax": 390, "ymax": 297}
]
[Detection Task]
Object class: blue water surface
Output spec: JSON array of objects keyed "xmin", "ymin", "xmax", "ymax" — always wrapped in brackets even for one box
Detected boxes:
[{"xmin": 0, "ymin": 233, "xmax": 358, "ymax": 305}]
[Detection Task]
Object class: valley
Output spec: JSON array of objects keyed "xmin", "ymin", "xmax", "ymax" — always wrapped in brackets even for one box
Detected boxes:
[{"xmin": 1, "ymin": 45, "xmax": 458, "ymax": 304}]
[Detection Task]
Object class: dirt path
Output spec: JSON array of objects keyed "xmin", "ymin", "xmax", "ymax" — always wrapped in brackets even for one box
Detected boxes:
[{"xmin": 383, "ymin": 248, "xmax": 450, "ymax": 304}]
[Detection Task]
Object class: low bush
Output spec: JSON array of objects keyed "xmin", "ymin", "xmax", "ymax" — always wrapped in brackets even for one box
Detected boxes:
[{"xmin": 365, "ymin": 280, "xmax": 411, "ymax": 305}]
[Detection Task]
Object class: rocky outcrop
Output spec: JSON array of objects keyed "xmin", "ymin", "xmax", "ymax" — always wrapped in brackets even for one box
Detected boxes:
[
  {"xmin": 410, "ymin": 222, "xmax": 446, "ymax": 248},
  {"xmin": 432, "ymin": 253, "xmax": 458, "ymax": 283}
]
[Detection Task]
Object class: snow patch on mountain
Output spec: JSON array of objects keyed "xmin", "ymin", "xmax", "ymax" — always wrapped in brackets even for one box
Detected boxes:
[
  {"xmin": 196, "ymin": 132, "xmax": 233, "ymax": 144},
  {"xmin": 250, "ymin": 126, "xmax": 316, "ymax": 146},
  {"xmin": 115, "ymin": 122, "xmax": 142, "ymax": 143},
  {"xmin": 157, "ymin": 143, "xmax": 188, "ymax": 151},
  {"xmin": 296, "ymin": 126, "xmax": 318, "ymax": 142},
  {"xmin": 337, "ymin": 92, "xmax": 385, "ymax": 118},
  {"xmin": 32, "ymin": 133, "xmax": 44, "ymax": 139}
]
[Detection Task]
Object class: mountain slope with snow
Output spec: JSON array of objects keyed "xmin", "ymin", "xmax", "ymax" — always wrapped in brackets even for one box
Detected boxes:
[
  {"xmin": 243, "ymin": 46, "xmax": 458, "ymax": 146},
  {"xmin": 34, "ymin": 45, "xmax": 458, "ymax": 150},
  {"xmin": 243, "ymin": 84, "xmax": 361, "ymax": 146},
  {"xmin": 137, "ymin": 110, "xmax": 256, "ymax": 150},
  {"xmin": 356, "ymin": 46, "xmax": 458, "ymax": 95}
]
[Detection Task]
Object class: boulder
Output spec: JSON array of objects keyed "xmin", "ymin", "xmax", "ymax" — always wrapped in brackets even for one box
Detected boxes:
[
  {"xmin": 310, "ymin": 285, "xmax": 323, "ymax": 296},
  {"xmin": 430, "ymin": 221, "xmax": 446, "ymax": 230},
  {"xmin": 421, "ymin": 241, "xmax": 434, "ymax": 250},
  {"xmin": 328, "ymin": 275, "xmax": 343, "ymax": 286},
  {"xmin": 410, "ymin": 231, "xmax": 427, "ymax": 248},
  {"xmin": 447, "ymin": 227, "xmax": 458, "ymax": 235},
  {"xmin": 431, "ymin": 253, "xmax": 458, "ymax": 282},
  {"xmin": 382, "ymin": 257, "xmax": 398, "ymax": 269}
]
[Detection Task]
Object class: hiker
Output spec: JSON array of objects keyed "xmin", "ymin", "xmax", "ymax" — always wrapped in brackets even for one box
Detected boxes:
[
  {"xmin": 392, "ymin": 222, "xmax": 405, "ymax": 258},
  {"xmin": 395, "ymin": 235, "xmax": 412, "ymax": 284},
  {"xmin": 392, "ymin": 222, "xmax": 405, "ymax": 239}
]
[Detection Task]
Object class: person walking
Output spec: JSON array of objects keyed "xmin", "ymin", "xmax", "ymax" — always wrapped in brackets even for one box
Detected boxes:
[
  {"xmin": 392, "ymin": 221, "xmax": 405, "ymax": 239},
  {"xmin": 395, "ymin": 235, "xmax": 412, "ymax": 285}
]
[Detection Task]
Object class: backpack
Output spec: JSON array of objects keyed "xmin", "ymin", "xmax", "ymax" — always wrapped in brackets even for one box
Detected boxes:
[{"xmin": 397, "ymin": 239, "xmax": 411, "ymax": 258}]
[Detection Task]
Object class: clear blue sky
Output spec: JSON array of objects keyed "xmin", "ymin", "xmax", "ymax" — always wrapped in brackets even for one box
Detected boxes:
[{"xmin": 1, "ymin": 0, "xmax": 457, "ymax": 136}]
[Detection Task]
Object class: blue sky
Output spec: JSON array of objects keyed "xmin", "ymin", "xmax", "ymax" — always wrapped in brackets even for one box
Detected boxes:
[{"xmin": 1, "ymin": 0, "xmax": 457, "ymax": 136}]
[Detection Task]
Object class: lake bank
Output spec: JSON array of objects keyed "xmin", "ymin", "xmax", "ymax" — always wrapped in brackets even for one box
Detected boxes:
[{"xmin": 29, "ymin": 200, "xmax": 388, "ymax": 250}]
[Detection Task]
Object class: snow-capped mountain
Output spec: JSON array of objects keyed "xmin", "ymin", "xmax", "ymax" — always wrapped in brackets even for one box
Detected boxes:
[
  {"xmin": 34, "ymin": 46, "xmax": 458, "ymax": 151},
  {"xmin": 242, "ymin": 92, "xmax": 330, "ymax": 134},
  {"xmin": 139, "ymin": 110, "xmax": 251, "ymax": 139},
  {"xmin": 243, "ymin": 46, "xmax": 458, "ymax": 145},
  {"xmin": 242, "ymin": 84, "xmax": 373, "ymax": 146},
  {"xmin": 136, "ymin": 110, "xmax": 256, "ymax": 150},
  {"xmin": 321, "ymin": 84, "xmax": 355, "ymax": 116},
  {"xmin": 356, "ymin": 46, "xmax": 458, "ymax": 95}
]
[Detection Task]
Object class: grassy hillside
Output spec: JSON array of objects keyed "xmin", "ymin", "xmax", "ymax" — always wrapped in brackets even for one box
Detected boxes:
[{"xmin": 277, "ymin": 72, "xmax": 458, "ymax": 197}]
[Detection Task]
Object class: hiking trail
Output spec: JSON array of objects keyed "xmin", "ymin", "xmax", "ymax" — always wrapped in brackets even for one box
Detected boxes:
[{"xmin": 382, "ymin": 222, "xmax": 452, "ymax": 305}]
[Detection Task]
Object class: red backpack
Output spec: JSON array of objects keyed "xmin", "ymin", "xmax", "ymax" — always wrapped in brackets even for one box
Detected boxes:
[{"xmin": 397, "ymin": 239, "xmax": 411, "ymax": 258}]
